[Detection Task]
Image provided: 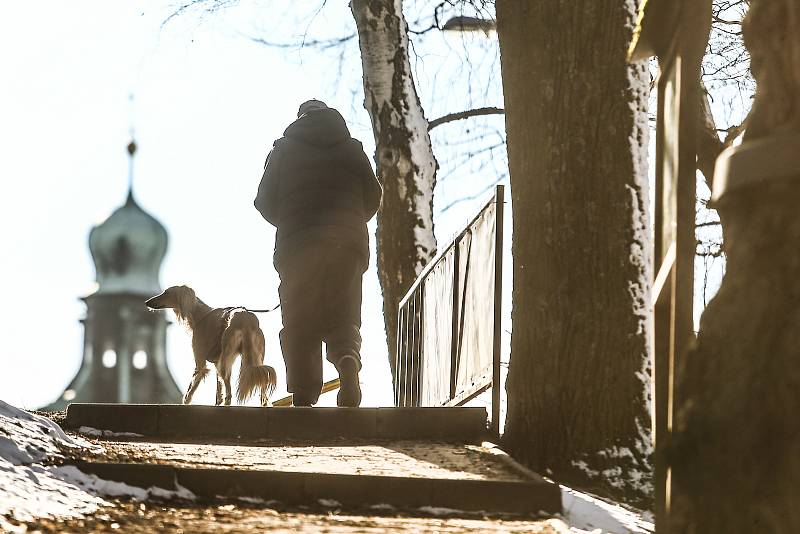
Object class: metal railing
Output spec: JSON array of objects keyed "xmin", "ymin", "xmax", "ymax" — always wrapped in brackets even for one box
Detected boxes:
[{"xmin": 394, "ymin": 185, "xmax": 504, "ymax": 435}]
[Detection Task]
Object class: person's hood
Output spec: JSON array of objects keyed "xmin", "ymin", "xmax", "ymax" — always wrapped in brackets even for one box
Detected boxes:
[{"xmin": 283, "ymin": 108, "xmax": 352, "ymax": 148}]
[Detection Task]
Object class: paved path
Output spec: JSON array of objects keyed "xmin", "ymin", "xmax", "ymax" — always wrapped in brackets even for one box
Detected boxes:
[
  {"xmin": 27, "ymin": 500, "xmax": 572, "ymax": 533},
  {"xmin": 64, "ymin": 404, "xmax": 561, "ymax": 515},
  {"xmin": 32, "ymin": 404, "xmax": 568, "ymax": 531},
  {"xmin": 98, "ymin": 439, "xmax": 528, "ymax": 481}
]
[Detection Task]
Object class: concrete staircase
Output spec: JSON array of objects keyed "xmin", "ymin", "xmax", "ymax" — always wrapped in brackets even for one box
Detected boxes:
[{"xmin": 64, "ymin": 404, "xmax": 561, "ymax": 515}]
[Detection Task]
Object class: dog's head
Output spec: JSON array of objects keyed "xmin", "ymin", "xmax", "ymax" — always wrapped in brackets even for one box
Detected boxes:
[{"xmin": 146, "ymin": 285, "xmax": 196, "ymax": 322}]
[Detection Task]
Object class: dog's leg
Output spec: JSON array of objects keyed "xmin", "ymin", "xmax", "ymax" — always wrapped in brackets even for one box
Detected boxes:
[
  {"xmin": 216, "ymin": 361, "xmax": 233, "ymax": 406},
  {"xmin": 219, "ymin": 327, "xmax": 242, "ymax": 406},
  {"xmin": 215, "ymin": 372, "xmax": 224, "ymax": 406},
  {"xmin": 222, "ymin": 371, "xmax": 233, "ymax": 406},
  {"xmin": 183, "ymin": 366, "xmax": 208, "ymax": 405}
]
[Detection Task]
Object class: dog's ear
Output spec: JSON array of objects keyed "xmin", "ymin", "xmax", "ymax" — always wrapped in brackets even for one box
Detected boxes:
[{"xmin": 175, "ymin": 286, "xmax": 196, "ymax": 318}]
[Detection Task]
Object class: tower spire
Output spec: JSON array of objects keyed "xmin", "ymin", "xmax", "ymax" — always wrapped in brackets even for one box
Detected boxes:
[
  {"xmin": 126, "ymin": 93, "xmax": 136, "ymax": 205},
  {"xmin": 126, "ymin": 137, "xmax": 137, "ymax": 205}
]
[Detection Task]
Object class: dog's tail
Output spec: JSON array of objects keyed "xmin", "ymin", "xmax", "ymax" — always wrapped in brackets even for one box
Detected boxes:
[{"xmin": 237, "ymin": 330, "xmax": 277, "ymax": 405}]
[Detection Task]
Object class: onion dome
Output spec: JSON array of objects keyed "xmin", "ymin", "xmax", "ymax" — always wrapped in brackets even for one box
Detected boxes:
[{"xmin": 88, "ymin": 140, "xmax": 168, "ymax": 296}]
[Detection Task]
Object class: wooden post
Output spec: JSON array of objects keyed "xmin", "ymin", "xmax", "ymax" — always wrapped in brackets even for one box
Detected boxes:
[{"xmin": 629, "ymin": 0, "xmax": 711, "ymax": 530}]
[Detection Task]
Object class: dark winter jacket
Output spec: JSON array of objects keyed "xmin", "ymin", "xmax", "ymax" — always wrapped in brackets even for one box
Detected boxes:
[{"xmin": 254, "ymin": 108, "xmax": 382, "ymax": 269}]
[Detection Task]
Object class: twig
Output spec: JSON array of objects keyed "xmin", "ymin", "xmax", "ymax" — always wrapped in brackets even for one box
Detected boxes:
[{"xmin": 428, "ymin": 107, "xmax": 504, "ymax": 130}]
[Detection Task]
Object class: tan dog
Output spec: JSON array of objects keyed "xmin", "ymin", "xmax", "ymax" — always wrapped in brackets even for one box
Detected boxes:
[{"xmin": 146, "ymin": 285, "xmax": 276, "ymax": 406}]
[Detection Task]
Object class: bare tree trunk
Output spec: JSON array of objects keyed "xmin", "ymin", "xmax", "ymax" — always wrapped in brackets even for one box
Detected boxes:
[
  {"xmin": 497, "ymin": 0, "xmax": 653, "ymax": 504},
  {"xmin": 671, "ymin": 2, "xmax": 800, "ymax": 531},
  {"xmin": 351, "ymin": 0, "xmax": 438, "ymax": 379}
]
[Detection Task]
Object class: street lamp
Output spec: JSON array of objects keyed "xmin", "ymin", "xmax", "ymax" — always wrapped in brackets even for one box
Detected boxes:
[{"xmin": 442, "ymin": 16, "xmax": 495, "ymax": 35}]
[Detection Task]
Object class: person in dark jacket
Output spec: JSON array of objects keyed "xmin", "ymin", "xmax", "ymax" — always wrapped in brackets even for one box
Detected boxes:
[{"xmin": 254, "ymin": 99, "xmax": 382, "ymax": 407}]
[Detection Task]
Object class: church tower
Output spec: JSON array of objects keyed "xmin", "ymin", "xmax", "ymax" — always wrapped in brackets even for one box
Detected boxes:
[{"xmin": 48, "ymin": 140, "xmax": 181, "ymax": 409}]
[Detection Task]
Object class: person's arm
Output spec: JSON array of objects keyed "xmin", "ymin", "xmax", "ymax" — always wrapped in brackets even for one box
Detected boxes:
[
  {"xmin": 356, "ymin": 144, "xmax": 383, "ymax": 221},
  {"xmin": 254, "ymin": 143, "xmax": 283, "ymax": 226}
]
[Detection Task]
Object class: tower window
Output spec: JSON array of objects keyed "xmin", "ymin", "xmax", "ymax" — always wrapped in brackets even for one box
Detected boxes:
[
  {"xmin": 133, "ymin": 350, "xmax": 148, "ymax": 370},
  {"xmin": 102, "ymin": 349, "xmax": 117, "ymax": 368}
]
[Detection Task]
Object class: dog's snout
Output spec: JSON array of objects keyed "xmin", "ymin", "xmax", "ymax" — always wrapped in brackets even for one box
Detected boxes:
[{"xmin": 145, "ymin": 296, "xmax": 164, "ymax": 309}]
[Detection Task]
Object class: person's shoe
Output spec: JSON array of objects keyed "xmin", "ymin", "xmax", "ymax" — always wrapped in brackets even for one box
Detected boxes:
[
  {"xmin": 292, "ymin": 390, "xmax": 316, "ymax": 407},
  {"xmin": 336, "ymin": 355, "xmax": 362, "ymax": 407}
]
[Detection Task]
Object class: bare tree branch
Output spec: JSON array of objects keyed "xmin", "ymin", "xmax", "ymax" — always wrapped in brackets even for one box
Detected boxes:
[
  {"xmin": 428, "ymin": 106, "xmax": 504, "ymax": 130},
  {"xmin": 696, "ymin": 82, "xmax": 750, "ymax": 188},
  {"xmin": 438, "ymin": 174, "xmax": 507, "ymax": 213},
  {"xmin": 161, "ymin": 0, "xmax": 238, "ymax": 29},
  {"xmin": 247, "ymin": 33, "xmax": 356, "ymax": 50}
]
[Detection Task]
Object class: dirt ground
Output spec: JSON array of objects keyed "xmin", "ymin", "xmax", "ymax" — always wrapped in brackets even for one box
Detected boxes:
[
  {"xmin": 20, "ymin": 500, "xmax": 571, "ymax": 533},
  {"xmin": 9, "ymin": 418, "xmax": 572, "ymax": 532},
  {"xmin": 97, "ymin": 439, "xmax": 528, "ymax": 482}
]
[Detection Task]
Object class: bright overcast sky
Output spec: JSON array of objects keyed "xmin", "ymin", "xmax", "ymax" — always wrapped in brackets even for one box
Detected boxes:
[
  {"xmin": 0, "ymin": 1, "xmax": 508, "ymax": 409},
  {"xmin": 1, "ymin": 1, "xmax": 731, "ymax": 412}
]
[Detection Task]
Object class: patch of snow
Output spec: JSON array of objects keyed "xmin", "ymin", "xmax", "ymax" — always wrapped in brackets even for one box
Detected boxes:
[
  {"xmin": 561, "ymin": 485, "xmax": 653, "ymax": 534},
  {"xmin": 0, "ymin": 400, "xmax": 192, "ymax": 529},
  {"xmin": 0, "ymin": 401, "xmax": 109, "ymax": 527},
  {"xmin": 0, "ymin": 401, "xmax": 99, "ymax": 465},
  {"xmin": 53, "ymin": 465, "xmax": 148, "ymax": 500},
  {"xmin": 572, "ymin": 443, "xmax": 653, "ymax": 497},
  {"xmin": 77, "ymin": 426, "xmax": 144, "ymax": 439},
  {"xmin": 53, "ymin": 466, "xmax": 196, "ymax": 502},
  {"xmin": 418, "ymin": 505, "xmax": 464, "ymax": 517},
  {"xmin": 318, "ymin": 498, "xmax": 341, "ymax": 508},
  {"xmin": 369, "ymin": 503, "xmax": 396, "ymax": 511},
  {"xmin": 0, "ymin": 461, "xmax": 109, "ymax": 528},
  {"xmin": 237, "ymin": 496, "xmax": 279, "ymax": 506}
]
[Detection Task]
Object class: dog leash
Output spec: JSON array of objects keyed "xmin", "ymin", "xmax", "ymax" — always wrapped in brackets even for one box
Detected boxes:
[
  {"xmin": 242, "ymin": 304, "xmax": 281, "ymax": 313},
  {"xmin": 193, "ymin": 304, "xmax": 280, "ymax": 329},
  {"xmin": 194, "ymin": 304, "xmax": 281, "ymax": 327}
]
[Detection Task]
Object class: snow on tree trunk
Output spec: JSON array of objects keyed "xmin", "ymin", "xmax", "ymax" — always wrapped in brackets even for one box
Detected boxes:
[
  {"xmin": 671, "ymin": 2, "xmax": 800, "ymax": 531},
  {"xmin": 496, "ymin": 0, "xmax": 653, "ymax": 505},
  {"xmin": 351, "ymin": 0, "xmax": 438, "ymax": 379}
]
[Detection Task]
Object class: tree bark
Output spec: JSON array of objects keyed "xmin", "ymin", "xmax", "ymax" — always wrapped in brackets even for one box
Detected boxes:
[
  {"xmin": 351, "ymin": 0, "xmax": 438, "ymax": 379},
  {"xmin": 497, "ymin": 0, "xmax": 653, "ymax": 504},
  {"xmin": 671, "ymin": 1, "xmax": 800, "ymax": 531}
]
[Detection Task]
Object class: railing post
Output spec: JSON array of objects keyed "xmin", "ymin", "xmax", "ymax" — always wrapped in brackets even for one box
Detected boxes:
[
  {"xmin": 413, "ymin": 290, "xmax": 423, "ymax": 407},
  {"xmin": 450, "ymin": 237, "xmax": 461, "ymax": 402},
  {"xmin": 395, "ymin": 307, "xmax": 404, "ymax": 407},
  {"xmin": 490, "ymin": 185, "xmax": 504, "ymax": 437},
  {"xmin": 410, "ymin": 291, "xmax": 420, "ymax": 407}
]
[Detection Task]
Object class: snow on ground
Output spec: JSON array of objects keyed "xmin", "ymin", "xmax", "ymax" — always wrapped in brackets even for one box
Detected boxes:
[
  {"xmin": 0, "ymin": 399, "xmax": 653, "ymax": 533},
  {"xmin": 412, "ymin": 488, "xmax": 653, "ymax": 533},
  {"xmin": 0, "ymin": 400, "xmax": 108, "ymax": 529},
  {"xmin": 77, "ymin": 426, "xmax": 144, "ymax": 439},
  {"xmin": 0, "ymin": 401, "xmax": 98, "ymax": 464},
  {"xmin": 0, "ymin": 400, "xmax": 194, "ymax": 531},
  {"xmin": 561, "ymin": 485, "xmax": 654, "ymax": 534}
]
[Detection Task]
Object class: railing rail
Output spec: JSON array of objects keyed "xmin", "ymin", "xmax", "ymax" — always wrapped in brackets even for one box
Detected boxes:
[{"xmin": 395, "ymin": 185, "xmax": 504, "ymax": 436}]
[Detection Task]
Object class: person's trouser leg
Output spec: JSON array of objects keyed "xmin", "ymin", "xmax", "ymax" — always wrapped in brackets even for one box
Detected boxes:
[
  {"xmin": 321, "ymin": 248, "xmax": 365, "ymax": 406},
  {"xmin": 279, "ymin": 327, "xmax": 322, "ymax": 405},
  {"xmin": 325, "ymin": 324, "xmax": 362, "ymax": 407},
  {"xmin": 278, "ymin": 249, "xmax": 325, "ymax": 405},
  {"xmin": 325, "ymin": 325, "xmax": 362, "ymax": 368}
]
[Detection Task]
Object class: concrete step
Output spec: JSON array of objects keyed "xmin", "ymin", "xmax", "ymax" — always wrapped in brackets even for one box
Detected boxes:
[
  {"xmin": 74, "ymin": 460, "xmax": 561, "ymax": 515},
  {"xmin": 64, "ymin": 404, "xmax": 489, "ymax": 441}
]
